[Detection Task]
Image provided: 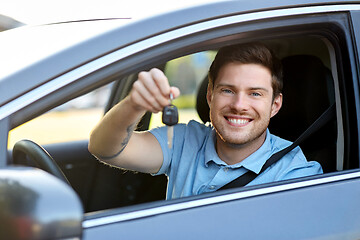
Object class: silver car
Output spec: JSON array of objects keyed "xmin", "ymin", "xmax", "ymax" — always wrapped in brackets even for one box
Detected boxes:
[{"xmin": 1, "ymin": 0, "xmax": 360, "ymax": 239}]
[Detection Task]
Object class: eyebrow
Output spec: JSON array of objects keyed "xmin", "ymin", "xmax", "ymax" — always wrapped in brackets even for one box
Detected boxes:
[
  {"xmin": 248, "ymin": 87, "xmax": 270, "ymax": 93},
  {"xmin": 215, "ymin": 83, "xmax": 234, "ymax": 88}
]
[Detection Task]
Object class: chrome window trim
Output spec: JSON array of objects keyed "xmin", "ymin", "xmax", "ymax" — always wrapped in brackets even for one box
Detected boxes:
[
  {"xmin": 83, "ymin": 171, "xmax": 360, "ymax": 228},
  {"xmin": 1, "ymin": 4, "xmax": 360, "ymax": 121}
]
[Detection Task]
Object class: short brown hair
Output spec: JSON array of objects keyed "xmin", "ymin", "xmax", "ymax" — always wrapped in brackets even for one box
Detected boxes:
[{"xmin": 208, "ymin": 43, "xmax": 283, "ymax": 99}]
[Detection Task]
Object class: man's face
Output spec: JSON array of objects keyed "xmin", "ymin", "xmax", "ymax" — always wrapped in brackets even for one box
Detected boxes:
[{"xmin": 207, "ymin": 62, "xmax": 282, "ymax": 148}]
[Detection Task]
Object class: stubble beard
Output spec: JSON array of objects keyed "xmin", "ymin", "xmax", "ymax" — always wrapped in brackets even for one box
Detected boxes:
[{"xmin": 210, "ymin": 110, "xmax": 270, "ymax": 149}]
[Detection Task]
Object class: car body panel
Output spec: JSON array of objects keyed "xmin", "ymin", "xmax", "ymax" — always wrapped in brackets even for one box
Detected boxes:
[{"xmin": 0, "ymin": 19, "xmax": 131, "ymax": 107}]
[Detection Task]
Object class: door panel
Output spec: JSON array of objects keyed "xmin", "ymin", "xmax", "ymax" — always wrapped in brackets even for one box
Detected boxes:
[
  {"xmin": 44, "ymin": 140, "xmax": 97, "ymax": 210},
  {"xmin": 83, "ymin": 176, "xmax": 360, "ymax": 239},
  {"xmin": 45, "ymin": 140, "xmax": 167, "ymax": 212}
]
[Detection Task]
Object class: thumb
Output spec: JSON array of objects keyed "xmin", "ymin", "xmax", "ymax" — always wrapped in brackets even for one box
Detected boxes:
[{"xmin": 170, "ymin": 86, "xmax": 181, "ymax": 99}]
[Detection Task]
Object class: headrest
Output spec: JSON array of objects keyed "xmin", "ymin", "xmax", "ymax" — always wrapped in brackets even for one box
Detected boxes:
[
  {"xmin": 196, "ymin": 75, "xmax": 210, "ymax": 123},
  {"xmin": 269, "ymin": 55, "xmax": 334, "ymax": 141}
]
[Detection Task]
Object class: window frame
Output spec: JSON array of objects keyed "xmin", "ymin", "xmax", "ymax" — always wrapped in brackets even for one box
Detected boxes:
[{"xmin": 81, "ymin": 11, "xmax": 360, "ymax": 226}]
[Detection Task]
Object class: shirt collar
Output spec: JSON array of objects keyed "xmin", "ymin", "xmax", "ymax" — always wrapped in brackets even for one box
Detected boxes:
[{"xmin": 204, "ymin": 129, "xmax": 273, "ymax": 174}]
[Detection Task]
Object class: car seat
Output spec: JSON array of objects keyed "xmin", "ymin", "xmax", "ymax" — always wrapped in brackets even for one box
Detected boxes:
[{"xmin": 196, "ymin": 55, "xmax": 337, "ymax": 173}]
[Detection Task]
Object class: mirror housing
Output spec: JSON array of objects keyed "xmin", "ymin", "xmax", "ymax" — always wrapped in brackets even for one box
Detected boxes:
[{"xmin": 0, "ymin": 166, "xmax": 83, "ymax": 240}]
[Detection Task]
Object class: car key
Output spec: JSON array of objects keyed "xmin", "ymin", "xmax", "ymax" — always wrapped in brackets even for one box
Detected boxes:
[{"xmin": 162, "ymin": 93, "xmax": 178, "ymax": 149}]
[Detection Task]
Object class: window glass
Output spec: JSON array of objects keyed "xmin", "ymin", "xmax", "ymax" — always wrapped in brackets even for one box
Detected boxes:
[
  {"xmin": 149, "ymin": 51, "xmax": 216, "ymax": 128},
  {"xmin": 8, "ymin": 84, "xmax": 112, "ymax": 149}
]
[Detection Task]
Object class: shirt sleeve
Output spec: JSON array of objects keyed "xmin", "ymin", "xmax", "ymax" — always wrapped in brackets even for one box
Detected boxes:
[
  {"xmin": 149, "ymin": 126, "xmax": 172, "ymax": 176},
  {"xmin": 149, "ymin": 123, "xmax": 188, "ymax": 176}
]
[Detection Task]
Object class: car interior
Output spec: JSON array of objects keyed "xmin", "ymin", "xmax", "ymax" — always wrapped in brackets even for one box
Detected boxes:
[{"xmin": 8, "ymin": 34, "xmax": 344, "ymax": 214}]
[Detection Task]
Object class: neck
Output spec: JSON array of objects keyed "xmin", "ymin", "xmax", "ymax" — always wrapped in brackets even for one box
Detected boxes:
[{"xmin": 215, "ymin": 131, "xmax": 267, "ymax": 165}]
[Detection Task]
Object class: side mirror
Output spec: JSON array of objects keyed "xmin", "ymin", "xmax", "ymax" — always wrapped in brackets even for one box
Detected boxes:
[{"xmin": 0, "ymin": 166, "xmax": 83, "ymax": 240}]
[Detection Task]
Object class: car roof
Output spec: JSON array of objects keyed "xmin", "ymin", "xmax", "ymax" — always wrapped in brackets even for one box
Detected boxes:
[{"xmin": 0, "ymin": 0, "xmax": 358, "ymax": 107}]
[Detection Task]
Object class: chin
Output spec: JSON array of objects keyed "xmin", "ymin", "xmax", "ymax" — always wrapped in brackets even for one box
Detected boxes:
[{"xmin": 218, "ymin": 130, "xmax": 267, "ymax": 147}]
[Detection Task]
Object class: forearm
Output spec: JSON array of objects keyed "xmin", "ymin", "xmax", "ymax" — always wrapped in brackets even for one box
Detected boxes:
[
  {"xmin": 88, "ymin": 68, "xmax": 180, "ymax": 172},
  {"xmin": 88, "ymin": 96, "xmax": 145, "ymax": 159}
]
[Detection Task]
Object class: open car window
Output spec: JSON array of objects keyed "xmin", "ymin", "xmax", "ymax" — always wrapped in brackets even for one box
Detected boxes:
[
  {"xmin": 149, "ymin": 51, "xmax": 215, "ymax": 129},
  {"xmin": 7, "ymin": 32, "xmax": 349, "ymax": 214},
  {"xmin": 8, "ymin": 84, "xmax": 113, "ymax": 149}
]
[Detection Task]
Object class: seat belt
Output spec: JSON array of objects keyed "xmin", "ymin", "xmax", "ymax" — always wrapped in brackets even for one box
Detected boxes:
[{"xmin": 219, "ymin": 103, "xmax": 336, "ymax": 190}]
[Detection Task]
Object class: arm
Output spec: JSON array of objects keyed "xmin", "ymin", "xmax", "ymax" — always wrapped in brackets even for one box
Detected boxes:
[{"xmin": 88, "ymin": 68, "xmax": 180, "ymax": 174}]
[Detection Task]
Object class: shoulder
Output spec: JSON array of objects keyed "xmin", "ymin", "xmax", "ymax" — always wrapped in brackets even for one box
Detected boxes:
[
  {"xmin": 186, "ymin": 120, "xmax": 212, "ymax": 135},
  {"xmin": 268, "ymin": 132, "xmax": 292, "ymax": 152},
  {"xmin": 150, "ymin": 120, "xmax": 211, "ymax": 137},
  {"xmin": 268, "ymin": 132, "xmax": 323, "ymax": 180},
  {"xmin": 180, "ymin": 120, "xmax": 213, "ymax": 147},
  {"xmin": 268, "ymin": 132, "xmax": 303, "ymax": 162}
]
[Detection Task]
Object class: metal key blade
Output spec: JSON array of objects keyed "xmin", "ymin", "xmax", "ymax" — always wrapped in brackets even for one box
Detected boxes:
[{"xmin": 167, "ymin": 126, "xmax": 174, "ymax": 149}]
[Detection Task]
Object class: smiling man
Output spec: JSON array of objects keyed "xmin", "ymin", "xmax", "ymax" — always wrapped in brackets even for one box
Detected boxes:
[{"xmin": 89, "ymin": 43, "xmax": 323, "ymax": 199}]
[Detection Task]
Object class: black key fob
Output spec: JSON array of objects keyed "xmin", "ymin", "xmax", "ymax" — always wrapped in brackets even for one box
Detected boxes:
[{"xmin": 162, "ymin": 104, "xmax": 178, "ymax": 126}]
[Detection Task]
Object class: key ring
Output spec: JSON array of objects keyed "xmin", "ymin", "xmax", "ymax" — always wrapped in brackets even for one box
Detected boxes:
[{"xmin": 170, "ymin": 92, "xmax": 174, "ymax": 102}]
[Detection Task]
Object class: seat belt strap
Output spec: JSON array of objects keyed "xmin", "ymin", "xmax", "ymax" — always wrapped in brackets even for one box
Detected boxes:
[{"xmin": 219, "ymin": 103, "xmax": 336, "ymax": 190}]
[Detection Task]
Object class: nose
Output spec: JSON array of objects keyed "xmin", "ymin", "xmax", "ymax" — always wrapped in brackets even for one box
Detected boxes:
[{"xmin": 230, "ymin": 93, "xmax": 249, "ymax": 112}]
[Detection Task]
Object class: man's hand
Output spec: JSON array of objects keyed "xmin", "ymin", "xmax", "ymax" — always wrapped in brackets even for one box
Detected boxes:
[{"xmin": 129, "ymin": 68, "xmax": 180, "ymax": 113}]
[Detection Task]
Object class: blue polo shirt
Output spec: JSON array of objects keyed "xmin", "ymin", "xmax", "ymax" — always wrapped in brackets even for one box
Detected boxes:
[{"xmin": 150, "ymin": 120, "xmax": 323, "ymax": 200}]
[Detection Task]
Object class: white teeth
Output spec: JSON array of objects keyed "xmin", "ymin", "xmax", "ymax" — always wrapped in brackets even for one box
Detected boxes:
[{"xmin": 228, "ymin": 118, "xmax": 249, "ymax": 125}]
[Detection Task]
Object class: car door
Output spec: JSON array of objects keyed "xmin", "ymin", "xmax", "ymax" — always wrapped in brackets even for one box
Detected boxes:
[
  {"xmin": 80, "ymin": 5, "xmax": 360, "ymax": 240},
  {"xmin": 3, "ymin": 2, "xmax": 360, "ymax": 239}
]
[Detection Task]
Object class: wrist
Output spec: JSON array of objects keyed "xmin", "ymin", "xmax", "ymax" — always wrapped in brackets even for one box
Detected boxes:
[{"xmin": 123, "ymin": 96, "xmax": 147, "ymax": 115}]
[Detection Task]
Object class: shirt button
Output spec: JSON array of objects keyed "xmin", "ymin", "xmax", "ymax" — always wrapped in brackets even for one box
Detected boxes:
[
  {"xmin": 209, "ymin": 185, "xmax": 216, "ymax": 190},
  {"xmin": 224, "ymin": 167, "xmax": 229, "ymax": 172}
]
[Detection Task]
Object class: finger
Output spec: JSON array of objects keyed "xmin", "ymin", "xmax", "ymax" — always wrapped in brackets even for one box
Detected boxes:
[
  {"xmin": 149, "ymin": 68, "xmax": 171, "ymax": 97},
  {"xmin": 170, "ymin": 86, "xmax": 181, "ymax": 99},
  {"xmin": 132, "ymin": 80, "xmax": 163, "ymax": 112},
  {"xmin": 130, "ymin": 88, "xmax": 163, "ymax": 113},
  {"xmin": 139, "ymin": 69, "xmax": 169, "ymax": 106}
]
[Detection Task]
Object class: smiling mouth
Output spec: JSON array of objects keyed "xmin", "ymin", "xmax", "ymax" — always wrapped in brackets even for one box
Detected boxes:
[{"xmin": 226, "ymin": 117, "xmax": 252, "ymax": 125}]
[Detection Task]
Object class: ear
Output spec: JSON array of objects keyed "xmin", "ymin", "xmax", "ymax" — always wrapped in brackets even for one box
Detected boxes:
[
  {"xmin": 206, "ymin": 83, "xmax": 213, "ymax": 106},
  {"xmin": 270, "ymin": 93, "xmax": 283, "ymax": 118}
]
